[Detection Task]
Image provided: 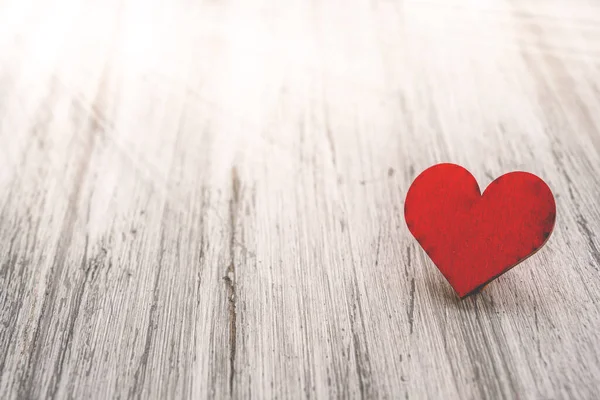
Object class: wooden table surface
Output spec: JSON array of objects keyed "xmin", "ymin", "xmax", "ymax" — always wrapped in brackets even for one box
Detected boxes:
[{"xmin": 1, "ymin": 0, "xmax": 600, "ymax": 398}]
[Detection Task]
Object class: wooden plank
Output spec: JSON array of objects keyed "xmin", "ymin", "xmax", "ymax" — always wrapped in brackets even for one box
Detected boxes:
[{"xmin": 1, "ymin": 0, "xmax": 600, "ymax": 398}]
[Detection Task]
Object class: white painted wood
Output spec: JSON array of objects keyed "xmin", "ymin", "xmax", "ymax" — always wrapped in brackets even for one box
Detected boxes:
[{"xmin": 1, "ymin": 0, "xmax": 600, "ymax": 398}]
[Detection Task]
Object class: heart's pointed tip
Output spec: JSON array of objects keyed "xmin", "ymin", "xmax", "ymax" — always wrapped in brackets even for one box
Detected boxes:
[
  {"xmin": 457, "ymin": 283, "xmax": 489, "ymax": 300},
  {"xmin": 450, "ymin": 286, "xmax": 469, "ymax": 300},
  {"xmin": 458, "ymin": 291, "xmax": 477, "ymax": 301}
]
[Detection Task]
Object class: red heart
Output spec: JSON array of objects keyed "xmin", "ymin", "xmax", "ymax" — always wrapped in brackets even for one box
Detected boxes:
[{"xmin": 404, "ymin": 163, "xmax": 556, "ymax": 299}]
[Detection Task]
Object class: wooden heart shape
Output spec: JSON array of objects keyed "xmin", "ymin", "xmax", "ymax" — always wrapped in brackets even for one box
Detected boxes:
[{"xmin": 404, "ymin": 163, "xmax": 556, "ymax": 299}]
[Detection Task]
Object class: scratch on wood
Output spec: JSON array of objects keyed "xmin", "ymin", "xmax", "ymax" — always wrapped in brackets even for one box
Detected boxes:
[
  {"xmin": 348, "ymin": 281, "xmax": 373, "ymax": 399},
  {"xmin": 534, "ymin": 303, "xmax": 542, "ymax": 360},
  {"xmin": 374, "ymin": 227, "xmax": 382, "ymax": 267},
  {"xmin": 407, "ymin": 278, "xmax": 416, "ymax": 335},
  {"xmin": 405, "ymin": 245, "xmax": 412, "ymax": 279},
  {"xmin": 224, "ymin": 167, "xmax": 241, "ymax": 396},
  {"xmin": 325, "ymin": 121, "xmax": 337, "ymax": 168},
  {"xmin": 130, "ymin": 215, "xmax": 168, "ymax": 398},
  {"xmin": 349, "ymin": 298, "xmax": 367, "ymax": 399}
]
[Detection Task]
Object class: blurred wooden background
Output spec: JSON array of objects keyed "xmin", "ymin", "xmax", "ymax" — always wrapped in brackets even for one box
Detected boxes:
[{"xmin": 1, "ymin": 0, "xmax": 600, "ymax": 398}]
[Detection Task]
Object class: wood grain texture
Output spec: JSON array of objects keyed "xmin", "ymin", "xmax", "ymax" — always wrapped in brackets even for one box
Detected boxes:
[{"xmin": 1, "ymin": 0, "xmax": 600, "ymax": 398}]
